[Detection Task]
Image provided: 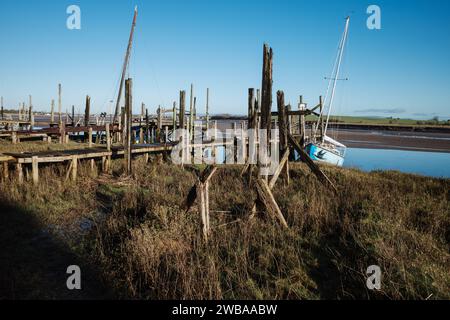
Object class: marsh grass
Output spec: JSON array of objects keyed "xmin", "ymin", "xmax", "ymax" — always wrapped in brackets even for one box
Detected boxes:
[{"xmin": 0, "ymin": 157, "xmax": 449, "ymax": 299}]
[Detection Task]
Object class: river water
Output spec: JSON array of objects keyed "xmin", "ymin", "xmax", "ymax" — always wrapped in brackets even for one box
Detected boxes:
[{"xmin": 344, "ymin": 148, "xmax": 450, "ymax": 178}]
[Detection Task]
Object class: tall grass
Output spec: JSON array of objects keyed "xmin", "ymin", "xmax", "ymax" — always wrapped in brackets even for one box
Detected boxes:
[{"xmin": 1, "ymin": 157, "xmax": 449, "ymax": 299}]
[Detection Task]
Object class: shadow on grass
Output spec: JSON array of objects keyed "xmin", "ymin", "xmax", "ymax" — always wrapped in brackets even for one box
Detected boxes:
[{"xmin": 0, "ymin": 201, "xmax": 113, "ymax": 299}]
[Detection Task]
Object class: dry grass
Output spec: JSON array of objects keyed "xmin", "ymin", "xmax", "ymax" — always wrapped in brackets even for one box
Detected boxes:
[{"xmin": 0, "ymin": 156, "xmax": 449, "ymax": 299}]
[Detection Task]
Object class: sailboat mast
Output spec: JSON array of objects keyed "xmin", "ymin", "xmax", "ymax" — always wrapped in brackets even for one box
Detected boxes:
[
  {"xmin": 323, "ymin": 16, "xmax": 350, "ymax": 137},
  {"xmin": 113, "ymin": 6, "xmax": 138, "ymax": 124}
]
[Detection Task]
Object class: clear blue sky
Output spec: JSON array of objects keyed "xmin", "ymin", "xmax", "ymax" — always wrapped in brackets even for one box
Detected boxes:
[{"xmin": 0, "ymin": 0, "xmax": 449, "ymax": 119}]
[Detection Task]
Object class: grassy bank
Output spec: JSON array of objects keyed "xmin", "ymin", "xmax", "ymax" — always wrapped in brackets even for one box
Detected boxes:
[{"xmin": 0, "ymin": 158, "xmax": 449, "ymax": 299}]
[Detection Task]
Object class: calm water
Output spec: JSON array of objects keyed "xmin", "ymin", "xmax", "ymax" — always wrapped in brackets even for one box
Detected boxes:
[{"xmin": 344, "ymin": 148, "xmax": 450, "ymax": 178}]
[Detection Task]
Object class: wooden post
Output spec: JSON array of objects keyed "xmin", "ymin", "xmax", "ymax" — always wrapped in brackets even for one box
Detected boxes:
[
  {"xmin": 31, "ymin": 156, "xmax": 39, "ymax": 185},
  {"xmin": 277, "ymin": 91, "xmax": 289, "ymax": 185},
  {"xmin": 90, "ymin": 159, "xmax": 96, "ymax": 176},
  {"xmin": 28, "ymin": 95, "xmax": 32, "ymax": 121},
  {"xmin": 88, "ymin": 127, "xmax": 93, "ymax": 148},
  {"xmin": 2, "ymin": 162, "xmax": 8, "ymax": 180},
  {"xmin": 125, "ymin": 78, "xmax": 133, "ymax": 174},
  {"xmin": 29, "ymin": 97, "xmax": 34, "ymax": 130},
  {"xmin": 121, "ymin": 106, "xmax": 126, "ymax": 144},
  {"xmin": 50, "ymin": 99, "xmax": 55, "ymax": 124},
  {"xmin": 84, "ymin": 95, "xmax": 90, "ymax": 139},
  {"xmin": 156, "ymin": 106, "xmax": 162, "ymax": 142},
  {"xmin": 106, "ymin": 124, "xmax": 111, "ymax": 151},
  {"xmin": 58, "ymin": 83, "xmax": 62, "ymax": 125},
  {"xmin": 139, "ymin": 127, "xmax": 144, "ymax": 143},
  {"xmin": 255, "ymin": 179, "xmax": 288, "ymax": 228},
  {"xmin": 277, "ymin": 91, "xmax": 288, "ymax": 155},
  {"xmin": 16, "ymin": 163, "xmax": 23, "ymax": 184},
  {"xmin": 260, "ymin": 44, "xmax": 273, "ymax": 138},
  {"xmin": 260, "ymin": 44, "xmax": 273, "ymax": 180},
  {"xmin": 145, "ymin": 108, "xmax": 149, "ymax": 142},
  {"xmin": 172, "ymin": 101, "xmax": 177, "ymax": 131},
  {"xmin": 11, "ymin": 131, "xmax": 17, "ymax": 144},
  {"xmin": 189, "ymin": 84, "xmax": 194, "ymax": 141},
  {"xmin": 71, "ymin": 156, "xmax": 78, "ymax": 181},
  {"xmin": 0, "ymin": 96, "xmax": 3, "ymax": 120},
  {"xmin": 59, "ymin": 122, "xmax": 66, "ymax": 144},
  {"xmin": 71, "ymin": 105, "xmax": 75, "ymax": 126},
  {"xmin": 179, "ymin": 90, "xmax": 186, "ymax": 130},
  {"xmin": 248, "ymin": 88, "xmax": 255, "ymax": 129},
  {"xmin": 101, "ymin": 156, "xmax": 107, "ymax": 173}
]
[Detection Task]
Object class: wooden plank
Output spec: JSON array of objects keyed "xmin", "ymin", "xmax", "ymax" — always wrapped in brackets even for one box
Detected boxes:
[{"xmin": 268, "ymin": 149, "xmax": 290, "ymax": 189}]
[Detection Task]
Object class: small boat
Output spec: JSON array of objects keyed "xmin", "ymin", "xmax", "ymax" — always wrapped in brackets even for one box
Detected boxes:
[
  {"xmin": 305, "ymin": 135, "xmax": 346, "ymax": 166},
  {"xmin": 305, "ymin": 17, "xmax": 350, "ymax": 167}
]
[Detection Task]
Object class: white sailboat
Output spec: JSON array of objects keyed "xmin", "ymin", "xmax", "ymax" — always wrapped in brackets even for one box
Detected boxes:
[{"xmin": 305, "ymin": 16, "xmax": 350, "ymax": 167}]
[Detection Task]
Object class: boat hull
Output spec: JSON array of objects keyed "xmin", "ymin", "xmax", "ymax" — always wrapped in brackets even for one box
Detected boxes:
[{"xmin": 304, "ymin": 143, "xmax": 345, "ymax": 167}]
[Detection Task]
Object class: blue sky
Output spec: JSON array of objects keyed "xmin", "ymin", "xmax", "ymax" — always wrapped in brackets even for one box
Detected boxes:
[{"xmin": 0, "ymin": 0, "xmax": 449, "ymax": 119}]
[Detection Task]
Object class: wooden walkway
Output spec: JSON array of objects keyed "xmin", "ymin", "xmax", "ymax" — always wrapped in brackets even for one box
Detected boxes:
[{"xmin": 0, "ymin": 142, "xmax": 177, "ymax": 184}]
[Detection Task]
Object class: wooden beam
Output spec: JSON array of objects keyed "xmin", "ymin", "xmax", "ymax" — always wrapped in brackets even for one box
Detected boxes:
[{"xmin": 255, "ymin": 178, "xmax": 288, "ymax": 228}]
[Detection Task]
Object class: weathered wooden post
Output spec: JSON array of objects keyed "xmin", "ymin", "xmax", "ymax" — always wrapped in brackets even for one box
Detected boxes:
[
  {"xmin": 145, "ymin": 108, "xmax": 149, "ymax": 143},
  {"xmin": 121, "ymin": 106, "xmax": 126, "ymax": 144},
  {"xmin": 88, "ymin": 127, "xmax": 93, "ymax": 148},
  {"xmin": 172, "ymin": 101, "xmax": 177, "ymax": 131},
  {"xmin": 28, "ymin": 95, "xmax": 34, "ymax": 130},
  {"xmin": 50, "ymin": 99, "xmax": 55, "ymax": 124},
  {"xmin": 11, "ymin": 131, "xmax": 17, "ymax": 144},
  {"xmin": 2, "ymin": 162, "xmax": 8, "ymax": 180},
  {"xmin": 58, "ymin": 83, "xmax": 62, "ymax": 126},
  {"xmin": 31, "ymin": 156, "xmax": 39, "ymax": 185},
  {"xmin": 260, "ymin": 44, "xmax": 273, "ymax": 180},
  {"xmin": 189, "ymin": 84, "xmax": 194, "ymax": 142},
  {"xmin": 277, "ymin": 91, "xmax": 290, "ymax": 185},
  {"xmin": 16, "ymin": 163, "xmax": 23, "ymax": 184},
  {"xmin": 125, "ymin": 78, "xmax": 133, "ymax": 174},
  {"xmin": 179, "ymin": 90, "xmax": 186, "ymax": 130},
  {"xmin": 71, "ymin": 156, "xmax": 78, "ymax": 181},
  {"xmin": 1, "ymin": 96, "xmax": 3, "ymax": 120},
  {"xmin": 156, "ymin": 106, "xmax": 162, "ymax": 142},
  {"xmin": 84, "ymin": 95, "xmax": 91, "ymax": 141},
  {"xmin": 139, "ymin": 127, "xmax": 144, "ymax": 143},
  {"xmin": 69, "ymin": 105, "xmax": 74, "ymax": 127},
  {"xmin": 106, "ymin": 124, "xmax": 111, "ymax": 171}
]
